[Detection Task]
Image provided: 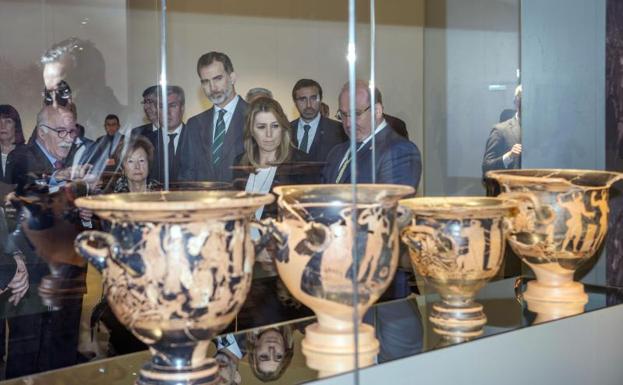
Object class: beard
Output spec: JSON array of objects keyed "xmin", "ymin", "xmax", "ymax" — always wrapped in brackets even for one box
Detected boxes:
[
  {"xmin": 208, "ymin": 81, "xmax": 234, "ymax": 105},
  {"xmin": 300, "ymin": 108, "xmax": 319, "ymax": 120}
]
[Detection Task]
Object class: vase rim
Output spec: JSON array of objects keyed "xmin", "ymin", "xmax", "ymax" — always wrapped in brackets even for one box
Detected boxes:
[
  {"xmin": 75, "ymin": 190, "xmax": 274, "ymax": 212},
  {"xmin": 273, "ymin": 183, "xmax": 415, "ymax": 200},
  {"xmin": 485, "ymin": 168, "xmax": 623, "ymax": 188},
  {"xmin": 399, "ymin": 196, "xmax": 516, "ymax": 214}
]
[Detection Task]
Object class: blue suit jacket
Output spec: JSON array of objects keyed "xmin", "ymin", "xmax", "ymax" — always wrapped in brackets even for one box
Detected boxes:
[
  {"xmin": 181, "ymin": 97, "xmax": 249, "ymax": 183},
  {"xmin": 289, "ymin": 116, "xmax": 346, "ymax": 163},
  {"xmin": 321, "ymin": 124, "xmax": 422, "ymax": 191}
]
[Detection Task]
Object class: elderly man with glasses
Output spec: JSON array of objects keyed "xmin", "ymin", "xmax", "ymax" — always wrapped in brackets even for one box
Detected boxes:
[
  {"xmin": 6, "ymin": 105, "xmax": 79, "ymax": 189},
  {"xmin": 322, "ymin": 80, "xmax": 422, "ymax": 190}
]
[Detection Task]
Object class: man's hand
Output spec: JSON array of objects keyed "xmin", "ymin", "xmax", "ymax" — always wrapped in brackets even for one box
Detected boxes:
[
  {"xmin": 7, "ymin": 253, "xmax": 28, "ymax": 306},
  {"xmin": 508, "ymin": 143, "xmax": 522, "ymax": 158}
]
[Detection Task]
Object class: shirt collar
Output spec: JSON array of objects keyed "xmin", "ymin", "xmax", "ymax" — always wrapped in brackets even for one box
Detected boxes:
[
  {"xmin": 35, "ymin": 139, "xmax": 60, "ymax": 165},
  {"xmin": 216, "ymin": 94, "xmax": 240, "ymax": 115},
  {"xmin": 299, "ymin": 113, "xmax": 321, "ymax": 129},
  {"xmin": 358, "ymin": 119, "xmax": 388, "ymax": 148},
  {"xmin": 168, "ymin": 123, "xmax": 183, "ymax": 136}
]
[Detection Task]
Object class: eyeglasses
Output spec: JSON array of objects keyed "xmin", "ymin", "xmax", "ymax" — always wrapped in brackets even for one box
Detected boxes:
[
  {"xmin": 39, "ymin": 124, "xmax": 78, "ymax": 139},
  {"xmin": 335, "ymin": 105, "xmax": 371, "ymax": 121},
  {"xmin": 43, "ymin": 80, "xmax": 72, "ymax": 107}
]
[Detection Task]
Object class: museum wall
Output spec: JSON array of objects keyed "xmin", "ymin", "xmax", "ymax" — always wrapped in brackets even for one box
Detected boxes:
[
  {"xmin": 521, "ymin": 0, "xmax": 607, "ymax": 286},
  {"xmin": 423, "ymin": 0, "xmax": 520, "ymax": 197}
]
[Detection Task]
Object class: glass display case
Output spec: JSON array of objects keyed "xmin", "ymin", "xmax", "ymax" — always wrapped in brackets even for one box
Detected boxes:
[{"xmin": 0, "ymin": 0, "xmax": 622, "ymax": 384}]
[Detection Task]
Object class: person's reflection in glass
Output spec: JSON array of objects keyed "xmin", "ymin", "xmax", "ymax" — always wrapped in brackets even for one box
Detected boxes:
[
  {"xmin": 481, "ymin": 84, "xmax": 522, "ymax": 177},
  {"xmin": 215, "ymin": 347, "xmax": 242, "ymax": 385},
  {"xmin": 247, "ymin": 326, "xmax": 294, "ymax": 382}
]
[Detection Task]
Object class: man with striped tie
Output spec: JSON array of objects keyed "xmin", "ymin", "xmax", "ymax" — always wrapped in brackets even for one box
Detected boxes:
[
  {"xmin": 182, "ymin": 52, "xmax": 249, "ymax": 183},
  {"xmin": 321, "ymin": 80, "xmax": 422, "ymax": 190}
]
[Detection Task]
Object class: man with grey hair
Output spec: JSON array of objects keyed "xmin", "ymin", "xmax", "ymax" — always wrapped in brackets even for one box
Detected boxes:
[{"xmin": 6, "ymin": 105, "xmax": 77, "ymax": 189}]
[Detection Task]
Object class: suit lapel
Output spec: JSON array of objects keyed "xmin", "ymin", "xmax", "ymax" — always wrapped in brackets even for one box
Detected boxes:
[
  {"xmin": 200, "ymin": 108, "xmax": 215, "ymax": 160},
  {"xmin": 307, "ymin": 117, "xmax": 324, "ymax": 158},
  {"xmin": 291, "ymin": 119, "xmax": 300, "ymax": 148}
]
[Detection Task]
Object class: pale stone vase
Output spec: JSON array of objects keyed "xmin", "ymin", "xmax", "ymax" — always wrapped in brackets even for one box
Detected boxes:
[
  {"xmin": 74, "ymin": 190, "xmax": 273, "ymax": 385},
  {"xmin": 487, "ymin": 169, "xmax": 623, "ymax": 307},
  {"xmin": 263, "ymin": 184, "xmax": 414, "ymax": 376},
  {"xmin": 401, "ymin": 197, "xmax": 516, "ymax": 342}
]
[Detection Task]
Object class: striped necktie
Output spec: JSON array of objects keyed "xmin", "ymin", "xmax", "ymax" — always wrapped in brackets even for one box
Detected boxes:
[
  {"xmin": 212, "ymin": 109, "xmax": 227, "ymax": 165},
  {"xmin": 335, "ymin": 150, "xmax": 352, "ymax": 183}
]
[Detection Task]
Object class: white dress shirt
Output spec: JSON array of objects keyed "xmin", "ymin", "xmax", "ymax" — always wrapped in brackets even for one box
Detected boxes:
[
  {"xmin": 296, "ymin": 113, "xmax": 321, "ymax": 153},
  {"xmin": 212, "ymin": 95, "xmax": 240, "ymax": 141}
]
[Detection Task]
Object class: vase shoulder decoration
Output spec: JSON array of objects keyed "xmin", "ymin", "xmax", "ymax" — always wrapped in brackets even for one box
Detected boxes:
[
  {"xmin": 262, "ymin": 184, "xmax": 414, "ymax": 377},
  {"xmin": 74, "ymin": 190, "xmax": 273, "ymax": 385},
  {"xmin": 486, "ymin": 169, "xmax": 623, "ymax": 307},
  {"xmin": 401, "ymin": 197, "xmax": 516, "ymax": 343}
]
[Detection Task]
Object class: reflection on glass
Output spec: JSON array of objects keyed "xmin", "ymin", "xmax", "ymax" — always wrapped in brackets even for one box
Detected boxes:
[{"xmin": 246, "ymin": 326, "xmax": 294, "ymax": 382}]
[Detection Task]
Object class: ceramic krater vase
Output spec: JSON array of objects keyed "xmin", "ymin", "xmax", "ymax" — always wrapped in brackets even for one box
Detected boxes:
[
  {"xmin": 74, "ymin": 191, "xmax": 273, "ymax": 385},
  {"xmin": 401, "ymin": 197, "xmax": 516, "ymax": 342},
  {"xmin": 263, "ymin": 184, "xmax": 414, "ymax": 375},
  {"xmin": 487, "ymin": 169, "xmax": 623, "ymax": 306}
]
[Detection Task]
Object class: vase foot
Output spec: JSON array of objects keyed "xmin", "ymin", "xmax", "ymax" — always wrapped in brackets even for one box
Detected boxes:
[
  {"xmin": 429, "ymin": 301, "xmax": 486, "ymax": 340},
  {"xmin": 137, "ymin": 359, "xmax": 218, "ymax": 385},
  {"xmin": 523, "ymin": 280, "xmax": 588, "ymax": 304},
  {"xmin": 302, "ymin": 322, "xmax": 379, "ymax": 377}
]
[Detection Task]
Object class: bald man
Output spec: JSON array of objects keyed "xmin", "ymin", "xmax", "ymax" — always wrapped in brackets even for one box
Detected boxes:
[{"xmin": 6, "ymin": 105, "xmax": 78, "ymax": 189}]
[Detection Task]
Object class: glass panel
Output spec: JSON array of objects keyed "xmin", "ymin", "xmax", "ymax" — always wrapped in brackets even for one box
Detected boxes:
[
  {"xmin": 1, "ymin": 277, "xmax": 620, "ymax": 383},
  {"xmin": 423, "ymin": 0, "xmax": 520, "ymax": 196},
  {"xmin": 0, "ymin": 0, "xmax": 161, "ymax": 379}
]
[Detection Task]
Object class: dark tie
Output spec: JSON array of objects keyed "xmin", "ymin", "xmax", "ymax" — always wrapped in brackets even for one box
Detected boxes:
[
  {"xmin": 53, "ymin": 160, "xmax": 64, "ymax": 170},
  {"xmin": 107, "ymin": 135, "xmax": 115, "ymax": 157},
  {"xmin": 212, "ymin": 109, "xmax": 227, "ymax": 165},
  {"xmin": 300, "ymin": 124, "xmax": 311, "ymax": 152},
  {"xmin": 168, "ymin": 133, "xmax": 177, "ymax": 180}
]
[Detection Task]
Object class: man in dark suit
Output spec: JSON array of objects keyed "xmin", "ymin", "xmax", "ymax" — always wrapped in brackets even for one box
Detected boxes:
[
  {"xmin": 88, "ymin": 114, "xmax": 125, "ymax": 176},
  {"xmin": 482, "ymin": 85, "xmax": 522, "ymax": 278},
  {"xmin": 482, "ymin": 85, "xmax": 522, "ymax": 176},
  {"xmin": 146, "ymin": 86, "xmax": 190, "ymax": 185},
  {"xmin": 131, "ymin": 85, "xmax": 160, "ymax": 138},
  {"xmin": 4, "ymin": 105, "xmax": 84, "ymax": 378},
  {"xmin": 290, "ymin": 79, "xmax": 346, "ymax": 163},
  {"xmin": 182, "ymin": 52, "xmax": 248, "ymax": 183},
  {"xmin": 322, "ymin": 80, "xmax": 422, "ymax": 190},
  {"xmin": 6, "ymin": 106, "xmax": 76, "ymax": 189}
]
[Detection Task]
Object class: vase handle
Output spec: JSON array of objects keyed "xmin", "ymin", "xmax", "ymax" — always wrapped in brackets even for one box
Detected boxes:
[{"xmin": 74, "ymin": 230, "xmax": 119, "ymax": 273}]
